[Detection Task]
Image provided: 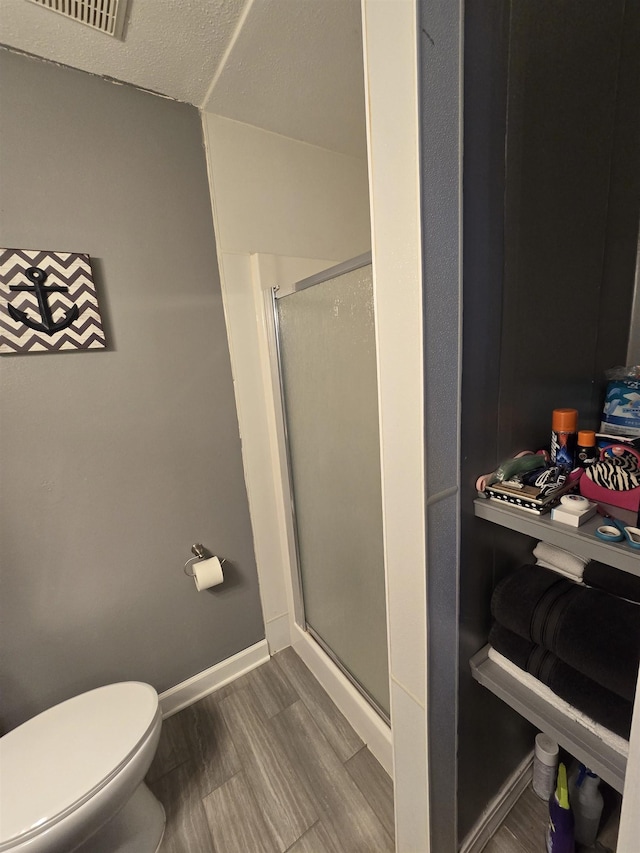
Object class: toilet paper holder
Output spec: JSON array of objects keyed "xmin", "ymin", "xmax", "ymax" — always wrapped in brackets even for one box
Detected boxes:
[{"xmin": 183, "ymin": 543, "xmax": 225, "ymax": 577}]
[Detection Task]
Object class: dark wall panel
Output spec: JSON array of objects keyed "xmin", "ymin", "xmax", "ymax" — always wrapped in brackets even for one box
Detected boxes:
[
  {"xmin": 595, "ymin": 0, "xmax": 640, "ymax": 378},
  {"xmin": 499, "ymin": 0, "xmax": 633, "ymax": 456}
]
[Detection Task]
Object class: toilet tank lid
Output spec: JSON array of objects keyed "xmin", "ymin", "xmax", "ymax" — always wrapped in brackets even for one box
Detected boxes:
[{"xmin": 0, "ymin": 682, "xmax": 160, "ymax": 847}]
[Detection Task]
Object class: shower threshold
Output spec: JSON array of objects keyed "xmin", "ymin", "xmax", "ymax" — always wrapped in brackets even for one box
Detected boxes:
[{"xmin": 305, "ymin": 624, "xmax": 391, "ymax": 726}]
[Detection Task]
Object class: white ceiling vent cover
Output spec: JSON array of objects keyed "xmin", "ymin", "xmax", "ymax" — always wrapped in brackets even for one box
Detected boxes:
[{"xmin": 25, "ymin": 0, "xmax": 130, "ymax": 38}]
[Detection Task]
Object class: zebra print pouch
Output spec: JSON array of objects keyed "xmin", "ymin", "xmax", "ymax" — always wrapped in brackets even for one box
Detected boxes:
[{"xmin": 586, "ymin": 446, "xmax": 640, "ymax": 491}]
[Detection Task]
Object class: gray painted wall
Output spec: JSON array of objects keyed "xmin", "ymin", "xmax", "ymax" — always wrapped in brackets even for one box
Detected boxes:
[
  {"xmin": 0, "ymin": 49, "xmax": 265, "ymax": 731},
  {"xmin": 417, "ymin": 3, "xmax": 463, "ymax": 851}
]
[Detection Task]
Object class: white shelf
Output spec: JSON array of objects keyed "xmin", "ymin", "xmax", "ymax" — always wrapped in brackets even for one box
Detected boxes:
[
  {"xmin": 474, "ymin": 498, "xmax": 640, "ymax": 577},
  {"xmin": 472, "ymin": 498, "xmax": 638, "ymax": 793},
  {"xmin": 470, "ymin": 645, "xmax": 627, "ymax": 793}
]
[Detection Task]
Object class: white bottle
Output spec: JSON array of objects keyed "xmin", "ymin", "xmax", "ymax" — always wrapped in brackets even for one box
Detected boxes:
[
  {"xmin": 567, "ymin": 759, "xmax": 581, "ymax": 806},
  {"xmin": 533, "ymin": 733, "xmax": 559, "ymax": 800},
  {"xmin": 573, "ymin": 770, "xmax": 604, "ymax": 847}
]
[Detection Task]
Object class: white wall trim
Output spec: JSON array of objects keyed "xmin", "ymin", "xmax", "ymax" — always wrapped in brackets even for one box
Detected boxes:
[
  {"xmin": 159, "ymin": 640, "xmax": 269, "ymax": 718},
  {"xmin": 619, "ymin": 690, "xmax": 640, "ymax": 850},
  {"xmin": 265, "ymin": 612, "xmax": 291, "ymax": 654},
  {"xmin": 361, "ymin": 0, "xmax": 427, "ymax": 848},
  {"xmin": 459, "ymin": 753, "xmax": 534, "ymax": 853},
  {"xmin": 291, "ymin": 623, "xmax": 393, "ymax": 776},
  {"xmin": 626, "ymin": 229, "xmax": 640, "ymax": 365}
]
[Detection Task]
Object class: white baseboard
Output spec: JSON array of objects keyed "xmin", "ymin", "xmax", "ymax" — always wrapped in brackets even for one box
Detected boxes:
[
  {"xmin": 290, "ymin": 624, "xmax": 393, "ymax": 776},
  {"xmin": 159, "ymin": 640, "xmax": 270, "ymax": 718},
  {"xmin": 265, "ymin": 612, "xmax": 291, "ymax": 654},
  {"xmin": 459, "ymin": 751, "xmax": 534, "ymax": 853}
]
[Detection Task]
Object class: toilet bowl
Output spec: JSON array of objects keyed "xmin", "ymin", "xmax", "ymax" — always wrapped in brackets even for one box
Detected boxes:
[{"xmin": 0, "ymin": 682, "xmax": 166, "ymax": 853}]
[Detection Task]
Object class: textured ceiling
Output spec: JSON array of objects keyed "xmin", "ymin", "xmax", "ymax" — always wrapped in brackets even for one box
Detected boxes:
[
  {"xmin": 203, "ymin": 0, "xmax": 366, "ymax": 157},
  {"xmin": 0, "ymin": 0, "xmax": 367, "ymax": 158}
]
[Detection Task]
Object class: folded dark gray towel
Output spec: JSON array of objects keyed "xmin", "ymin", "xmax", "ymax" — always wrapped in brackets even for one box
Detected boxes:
[
  {"xmin": 583, "ymin": 560, "xmax": 640, "ymax": 604},
  {"xmin": 489, "ymin": 622, "xmax": 633, "ymax": 739},
  {"xmin": 491, "ymin": 564, "xmax": 640, "ymax": 702}
]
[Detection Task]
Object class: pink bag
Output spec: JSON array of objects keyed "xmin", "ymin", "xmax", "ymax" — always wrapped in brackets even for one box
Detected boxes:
[{"xmin": 579, "ymin": 445, "xmax": 640, "ymax": 524}]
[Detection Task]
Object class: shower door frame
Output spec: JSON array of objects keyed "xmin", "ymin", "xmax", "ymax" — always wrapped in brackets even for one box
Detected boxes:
[{"xmin": 271, "ymin": 251, "xmax": 390, "ymax": 723}]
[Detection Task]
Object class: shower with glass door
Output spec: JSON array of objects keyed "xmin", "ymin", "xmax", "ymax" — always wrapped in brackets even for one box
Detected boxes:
[{"xmin": 274, "ymin": 253, "xmax": 389, "ymax": 720}]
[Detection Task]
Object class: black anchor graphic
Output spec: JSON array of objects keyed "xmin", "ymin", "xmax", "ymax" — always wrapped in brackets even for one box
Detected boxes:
[{"xmin": 8, "ymin": 266, "xmax": 79, "ymax": 335}]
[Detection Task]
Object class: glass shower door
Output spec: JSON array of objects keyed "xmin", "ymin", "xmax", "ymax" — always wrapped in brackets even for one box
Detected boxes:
[{"xmin": 275, "ymin": 255, "xmax": 389, "ymax": 718}]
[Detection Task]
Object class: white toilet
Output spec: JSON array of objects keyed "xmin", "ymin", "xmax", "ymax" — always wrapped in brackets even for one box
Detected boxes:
[{"xmin": 0, "ymin": 682, "xmax": 166, "ymax": 853}]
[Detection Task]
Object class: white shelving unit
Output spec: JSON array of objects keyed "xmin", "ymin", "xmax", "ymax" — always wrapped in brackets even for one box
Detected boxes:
[
  {"xmin": 470, "ymin": 645, "xmax": 627, "ymax": 792},
  {"xmin": 471, "ymin": 498, "xmax": 639, "ymax": 794},
  {"xmin": 474, "ymin": 498, "xmax": 640, "ymax": 576}
]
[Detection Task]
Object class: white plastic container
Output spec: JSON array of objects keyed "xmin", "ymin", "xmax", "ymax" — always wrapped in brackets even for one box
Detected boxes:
[
  {"xmin": 533, "ymin": 733, "xmax": 559, "ymax": 800},
  {"xmin": 571, "ymin": 768, "xmax": 604, "ymax": 846}
]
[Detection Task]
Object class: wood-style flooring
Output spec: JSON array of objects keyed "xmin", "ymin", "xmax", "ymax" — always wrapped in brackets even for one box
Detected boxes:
[
  {"xmin": 147, "ymin": 646, "xmax": 620, "ymax": 853},
  {"xmin": 146, "ymin": 647, "xmax": 394, "ymax": 853}
]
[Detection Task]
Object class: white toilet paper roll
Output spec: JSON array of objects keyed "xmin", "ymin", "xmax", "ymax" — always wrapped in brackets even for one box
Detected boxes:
[{"xmin": 192, "ymin": 556, "xmax": 224, "ymax": 591}]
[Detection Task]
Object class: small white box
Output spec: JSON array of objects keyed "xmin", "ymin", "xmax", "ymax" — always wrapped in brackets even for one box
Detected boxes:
[{"xmin": 551, "ymin": 501, "xmax": 598, "ymax": 527}]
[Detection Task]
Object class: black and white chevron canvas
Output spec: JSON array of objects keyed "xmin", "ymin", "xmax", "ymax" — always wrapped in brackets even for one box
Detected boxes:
[{"xmin": 0, "ymin": 249, "xmax": 106, "ymax": 354}]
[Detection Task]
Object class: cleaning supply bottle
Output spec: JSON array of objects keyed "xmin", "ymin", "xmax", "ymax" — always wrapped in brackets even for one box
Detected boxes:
[
  {"xmin": 570, "ymin": 766, "xmax": 604, "ymax": 847},
  {"xmin": 546, "ymin": 762, "xmax": 574, "ymax": 853},
  {"xmin": 533, "ymin": 733, "xmax": 559, "ymax": 800},
  {"xmin": 567, "ymin": 760, "xmax": 582, "ymax": 807}
]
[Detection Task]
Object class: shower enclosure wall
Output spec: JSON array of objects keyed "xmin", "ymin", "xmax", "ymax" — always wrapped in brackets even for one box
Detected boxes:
[{"xmin": 274, "ymin": 254, "xmax": 390, "ymax": 720}]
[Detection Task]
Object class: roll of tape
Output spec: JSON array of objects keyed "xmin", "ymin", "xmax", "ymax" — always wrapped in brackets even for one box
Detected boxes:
[
  {"xmin": 595, "ymin": 524, "xmax": 624, "ymax": 542},
  {"xmin": 560, "ymin": 494, "xmax": 589, "ymax": 509}
]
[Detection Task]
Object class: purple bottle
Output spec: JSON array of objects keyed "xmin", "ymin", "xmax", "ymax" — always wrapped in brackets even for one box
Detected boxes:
[{"xmin": 547, "ymin": 763, "xmax": 574, "ymax": 852}]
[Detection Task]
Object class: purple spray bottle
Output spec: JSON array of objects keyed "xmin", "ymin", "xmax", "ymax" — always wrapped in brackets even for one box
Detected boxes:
[{"xmin": 547, "ymin": 762, "xmax": 574, "ymax": 852}]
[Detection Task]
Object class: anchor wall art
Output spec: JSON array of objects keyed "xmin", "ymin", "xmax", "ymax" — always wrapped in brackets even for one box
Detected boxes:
[{"xmin": 0, "ymin": 249, "xmax": 106, "ymax": 354}]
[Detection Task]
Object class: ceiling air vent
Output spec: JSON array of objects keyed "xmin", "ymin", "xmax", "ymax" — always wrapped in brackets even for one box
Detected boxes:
[{"xmin": 26, "ymin": 0, "xmax": 130, "ymax": 39}]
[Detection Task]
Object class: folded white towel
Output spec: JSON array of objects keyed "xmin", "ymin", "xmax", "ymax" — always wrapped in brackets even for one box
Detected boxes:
[
  {"xmin": 532, "ymin": 542, "xmax": 588, "ymax": 578},
  {"xmin": 535, "ymin": 559, "xmax": 584, "ymax": 584},
  {"xmin": 487, "ymin": 647, "xmax": 629, "ymax": 756}
]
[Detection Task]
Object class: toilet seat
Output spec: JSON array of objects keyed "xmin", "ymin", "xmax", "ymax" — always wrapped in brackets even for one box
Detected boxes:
[{"xmin": 0, "ymin": 682, "xmax": 160, "ymax": 851}]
